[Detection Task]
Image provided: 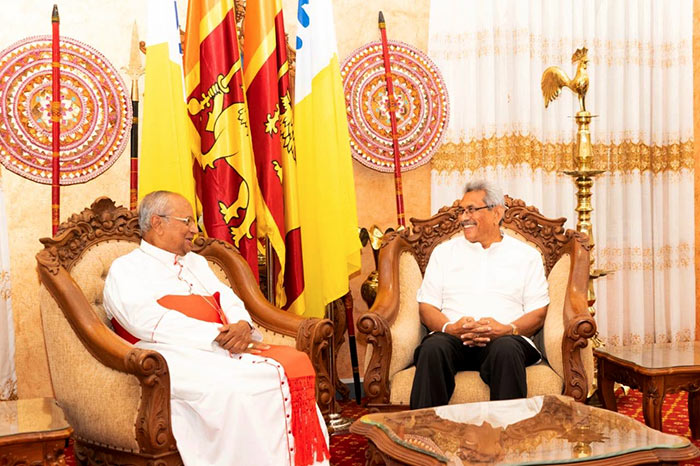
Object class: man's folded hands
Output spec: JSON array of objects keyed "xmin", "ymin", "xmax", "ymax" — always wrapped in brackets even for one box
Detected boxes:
[
  {"xmin": 443, "ymin": 316, "xmax": 511, "ymax": 347},
  {"xmin": 215, "ymin": 320, "xmax": 270, "ymax": 354}
]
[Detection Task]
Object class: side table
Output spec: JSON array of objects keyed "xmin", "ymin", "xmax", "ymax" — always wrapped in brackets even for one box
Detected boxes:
[
  {"xmin": 595, "ymin": 342, "xmax": 700, "ymax": 438},
  {"xmin": 0, "ymin": 397, "xmax": 73, "ymax": 466}
]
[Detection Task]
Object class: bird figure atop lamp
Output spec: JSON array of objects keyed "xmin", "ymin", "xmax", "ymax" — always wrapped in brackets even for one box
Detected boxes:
[
  {"xmin": 540, "ymin": 47, "xmax": 607, "ymax": 352},
  {"xmin": 541, "ymin": 47, "xmax": 590, "ymax": 113}
]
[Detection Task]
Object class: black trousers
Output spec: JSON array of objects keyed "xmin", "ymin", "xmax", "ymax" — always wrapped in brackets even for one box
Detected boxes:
[{"xmin": 409, "ymin": 332, "xmax": 541, "ymax": 409}]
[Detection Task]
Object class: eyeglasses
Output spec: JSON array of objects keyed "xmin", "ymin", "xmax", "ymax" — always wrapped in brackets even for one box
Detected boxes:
[
  {"xmin": 462, "ymin": 205, "xmax": 493, "ymax": 215},
  {"xmin": 159, "ymin": 215, "xmax": 195, "ymax": 227}
]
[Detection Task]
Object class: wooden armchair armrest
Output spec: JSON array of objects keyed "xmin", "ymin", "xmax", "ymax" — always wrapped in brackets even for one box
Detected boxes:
[
  {"xmin": 36, "ymin": 256, "xmax": 177, "ymax": 455},
  {"xmin": 559, "ymin": 234, "xmax": 597, "ymax": 402},
  {"xmin": 357, "ymin": 234, "xmax": 416, "ymax": 406},
  {"xmin": 194, "ymin": 237, "xmax": 334, "ymax": 412},
  {"xmin": 357, "ymin": 313, "xmax": 392, "ymax": 405},
  {"xmin": 195, "ymin": 237, "xmax": 305, "ymax": 335},
  {"xmin": 296, "ymin": 318, "xmax": 334, "ymax": 413},
  {"xmin": 562, "ymin": 314, "xmax": 596, "ymax": 401}
]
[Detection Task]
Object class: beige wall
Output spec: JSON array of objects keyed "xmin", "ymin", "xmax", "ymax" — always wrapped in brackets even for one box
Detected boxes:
[
  {"xmin": 1, "ymin": 0, "xmax": 151, "ymax": 398},
  {"xmin": 4, "ymin": 0, "xmax": 431, "ymax": 397},
  {"xmin": 695, "ymin": 0, "xmax": 700, "ymax": 341},
  {"xmin": 327, "ymin": 0, "xmax": 432, "ymax": 380}
]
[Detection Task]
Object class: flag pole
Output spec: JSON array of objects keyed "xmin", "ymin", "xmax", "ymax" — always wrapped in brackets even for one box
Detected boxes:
[
  {"xmin": 342, "ymin": 292, "xmax": 362, "ymax": 404},
  {"xmin": 124, "ymin": 21, "xmax": 145, "ymax": 210},
  {"xmin": 51, "ymin": 4, "xmax": 60, "ymax": 235},
  {"xmin": 265, "ymin": 240, "xmax": 275, "ymax": 302},
  {"xmin": 378, "ymin": 11, "xmax": 405, "ymax": 228}
]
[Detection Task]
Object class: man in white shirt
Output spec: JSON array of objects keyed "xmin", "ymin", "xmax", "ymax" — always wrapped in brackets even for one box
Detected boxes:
[
  {"xmin": 103, "ymin": 190, "xmax": 329, "ymax": 466},
  {"xmin": 410, "ymin": 180, "xmax": 549, "ymax": 409}
]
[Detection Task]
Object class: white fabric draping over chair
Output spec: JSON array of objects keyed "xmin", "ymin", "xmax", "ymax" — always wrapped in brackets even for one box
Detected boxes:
[
  {"xmin": 0, "ymin": 174, "xmax": 15, "ymax": 400},
  {"xmin": 428, "ymin": 0, "xmax": 694, "ymax": 345}
]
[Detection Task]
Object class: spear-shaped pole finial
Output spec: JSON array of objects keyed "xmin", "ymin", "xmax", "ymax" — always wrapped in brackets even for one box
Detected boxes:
[
  {"xmin": 122, "ymin": 20, "xmax": 145, "ymax": 210},
  {"xmin": 124, "ymin": 21, "xmax": 145, "ymax": 101}
]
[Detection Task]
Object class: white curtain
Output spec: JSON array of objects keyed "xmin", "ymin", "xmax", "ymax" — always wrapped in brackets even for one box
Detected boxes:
[
  {"xmin": 0, "ymin": 172, "xmax": 15, "ymax": 400},
  {"xmin": 428, "ymin": 0, "xmax": 694, "ymax": 345}
]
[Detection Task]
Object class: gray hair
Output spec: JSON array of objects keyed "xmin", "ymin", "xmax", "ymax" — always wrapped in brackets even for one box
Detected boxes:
[
  {"xmin": 138, "ymin": 191, "xmax": 176, "ymax": 233},
  {"xmin": 463, "ymin": 180, "xmax": 504, "ymax": 207}
]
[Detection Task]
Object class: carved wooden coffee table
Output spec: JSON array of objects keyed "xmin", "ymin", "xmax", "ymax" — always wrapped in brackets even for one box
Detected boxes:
[
  {"xmin": 595, "ymin": 342, "xmax": 700, "ymax": 438},
  {"xmin": 0, "ymin": 398, "xmax": 72, "ymax": 465},
  {"xmin": 350, "ymin": 395, "xmax": 698, "ymax": 465}
]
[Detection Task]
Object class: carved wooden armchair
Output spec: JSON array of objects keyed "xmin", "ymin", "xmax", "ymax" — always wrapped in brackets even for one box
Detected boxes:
[
  {"xmin": 36, "ymin": 198, "xmax": 333, "ymax": 466},
  {"xmin": 357, "ymin": 196, "xmax": 597, "ymax": 409}
]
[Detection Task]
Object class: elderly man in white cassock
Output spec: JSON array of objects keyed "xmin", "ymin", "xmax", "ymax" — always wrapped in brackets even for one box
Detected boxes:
[{"xmin": 103, "ymin": 190, "xmax": 330, "ymax": 466}]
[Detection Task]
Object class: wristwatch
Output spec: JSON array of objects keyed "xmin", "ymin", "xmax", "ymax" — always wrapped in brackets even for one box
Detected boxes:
[{"xmin": 509, "ymin": 323, "xmax": 519, "ymax": 335}]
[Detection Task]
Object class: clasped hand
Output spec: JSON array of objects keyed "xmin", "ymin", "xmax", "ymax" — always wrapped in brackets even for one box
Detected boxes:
[
  {"xmin": 214, "ymin": 320, "xmax": 270, "ymax": 354},
  {"xmin": 443, "ymin": 316, "xmax": 510, "ymax": 347}
]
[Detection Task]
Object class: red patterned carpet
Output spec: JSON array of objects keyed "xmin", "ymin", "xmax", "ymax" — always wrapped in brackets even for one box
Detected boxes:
[
  {"xmin": 64, "ymin": 389, "xmax": 700, "ymax": 465},
  {"xmin": 330, "ymin": 400, "xmax": 370, "ymax": 465},
  {"xmin": 611, "ymin": 389, "xmax": 700, "ymax": 466}
]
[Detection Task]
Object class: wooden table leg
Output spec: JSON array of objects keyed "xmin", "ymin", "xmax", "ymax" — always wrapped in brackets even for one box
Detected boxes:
[
  {"xmin": 597, "ymin": 360, "xmax": 617, "ymax": 411},
  {"xmin": 641, "ymin": 377, "xmax": 664, "ymax": 432},
  {"xmin": 366, "ymin": 441, "xmax": 388, "ymax": 465},
  {"xmin": 688, "ymin": 390, "xmax": 700, "ymax": 439}
]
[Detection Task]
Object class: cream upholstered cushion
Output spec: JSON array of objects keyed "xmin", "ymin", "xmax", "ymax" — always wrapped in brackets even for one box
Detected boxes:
[
  {"xmin": 70, "ymin": 240, "xmax": 139, "ymax": 327},
  {"xmin": 388, "ymin": 362, "xmax": 563, "ymax": 406},
  {"xmin": 387, "ymin": 252, "xmax": 426, "ymax": 378},
  {"xmin": 207, "ymin": 259, "xmax": 297, "ymax": 347},
  {"xmin": 40, "ymin": 239, "xmax": 143, "ymax": 450},
  {"xmin": 502, "ymin": 228, "xmax": 571, "ymax": 379},
  {"xmin": 542, "ymin": 254, "xmax": 570, "ymax": 379},
  {"xmin": 383, "ymin": 229, "xmax": 571, "ymax": 406},
  {"xmin": 363, "ymin": 252, "xmax": 427, "ymax": 376}
]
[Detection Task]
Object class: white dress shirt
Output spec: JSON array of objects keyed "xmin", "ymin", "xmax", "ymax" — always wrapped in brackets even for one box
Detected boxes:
[
  {"xmin": 104, "ymin": 239, "xmax": 260, "ymax": 351},
  {"xmin": 417, "ymin": 234, "xmax": 549, "ymax": 326}
]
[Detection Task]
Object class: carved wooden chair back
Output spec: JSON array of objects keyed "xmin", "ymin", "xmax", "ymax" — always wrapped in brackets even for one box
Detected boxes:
[
  {"xmin": 36, "ymin": 197, "xmax": 333, "ymax": 465},
  {"xmin": 36, "ymin": 198, "xmax": 181, "ymax": 464},
  {"xmin": 358, "ymin": 196, "xmax": 596, "ymax": 408}
]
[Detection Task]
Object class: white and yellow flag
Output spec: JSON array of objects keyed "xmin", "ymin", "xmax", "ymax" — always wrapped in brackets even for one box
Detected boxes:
[
  {"xmin": 294, "ymin": 0, "xmax": 362, "ymax": 318},
  {"xmin": 139, "ymin": 0, "xmax": 196, "ymax": 208}
]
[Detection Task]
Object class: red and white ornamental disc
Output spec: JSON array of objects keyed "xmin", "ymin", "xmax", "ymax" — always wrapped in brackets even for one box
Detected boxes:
[
  {"xmin": 340, "ymin": 40, "xmax": 449, "ymax": 172},
  {"xmin": 0, "ymin": 36, "xmax": 131, "ymax": 184}
]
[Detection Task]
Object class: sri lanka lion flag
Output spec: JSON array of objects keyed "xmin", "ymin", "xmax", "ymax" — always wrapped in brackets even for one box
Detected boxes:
[
  {"xmin": 243, "ymin": 0, "xmax": 305, "ymax": 314},
  {"xmin": 183, "ymin": 0, "xmax": 264, "ymax": 276}
]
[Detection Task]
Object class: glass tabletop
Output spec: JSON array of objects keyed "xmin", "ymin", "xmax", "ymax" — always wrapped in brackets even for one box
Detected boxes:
[
  {"xmin": 0, "ymin": 398, "xmax": 70, "ymax": 438},
  {"xmin": 355, "ymin": 395, "xmax": 693, "ymax": 464},
  {"xmin": 594, "ymin": 341, "xmax": 700, "ymax": 370}
]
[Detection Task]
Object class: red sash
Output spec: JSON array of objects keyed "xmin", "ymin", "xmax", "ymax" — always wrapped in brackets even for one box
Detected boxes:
[
  {"xmin": 111, "ymin": 294, "xmax": 328, "ymax": 466},
  {"xmin": 111, "ymin": 293, "xmax": 226, "ymax": 343},
  {"xmin": 258, "ymin": 346, "xmax": 330, "ymax": 466},
  {"xmin": 158, "ymin": 293, "xmax": 228, "ymax": 325}
]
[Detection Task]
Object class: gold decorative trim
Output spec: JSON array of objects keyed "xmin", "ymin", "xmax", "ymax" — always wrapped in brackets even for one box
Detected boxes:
[
  {"xmin": 432, "ymin": 135, "xmax": 694, "ymax": 174},
  {"xmin": 596, "ymin": 243, "xmax": 692, "ymax": 272},
  {"xmin": 603, "ymin": 329, "xmax": 693, "ymax": 347},
  {"xmin": 0, "ymin": 377, "xmax": 17, "ymax": 401},
  {"xmin": 0, "ymin": 270, "xmax": 10, "ymax": 300}
]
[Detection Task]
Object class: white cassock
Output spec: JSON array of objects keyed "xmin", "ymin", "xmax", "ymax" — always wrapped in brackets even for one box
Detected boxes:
[{"xmin": 103, "ymin": 240, "xmax": 329, "ymax": 466}]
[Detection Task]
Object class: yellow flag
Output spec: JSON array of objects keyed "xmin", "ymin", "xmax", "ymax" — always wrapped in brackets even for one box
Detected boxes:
[
  {"xmin": 294, "ymin": 0, "xmax": 362, "ymax": 318},
  {"xmin": 139, "ymin": 0, "xmax": 196, "ymax": 209}
]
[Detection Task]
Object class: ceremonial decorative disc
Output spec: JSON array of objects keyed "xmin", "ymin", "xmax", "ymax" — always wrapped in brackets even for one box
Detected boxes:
[
  {"xmin": 340, "ymin": 40, "xmax": 449, "ymax": 172},
  {"xmin": 0, "ymin": 36, "xmax": 132, "ymax": 184}
]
